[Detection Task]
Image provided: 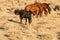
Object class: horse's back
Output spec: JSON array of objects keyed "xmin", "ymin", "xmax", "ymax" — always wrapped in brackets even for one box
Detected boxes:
[{"xmin": 25, "ymin": 4, "xmax": 40, "ymax": 14}]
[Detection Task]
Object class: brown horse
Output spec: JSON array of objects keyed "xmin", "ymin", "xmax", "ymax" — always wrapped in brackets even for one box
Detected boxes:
[
  {"xmin": 34, "ymin": 2, "xmax": 51, "ymax": 16},
  {"xmin": 25, "ymin": 2, "xmax": 51, "ymax": 17},
  {"xmin": 25, "ymin": 4, "xmax": 41, "ymax": 17},
  {"xmin": 41, "ymin": 3, "xmax": 51, "ymax": 14},
  {"xmin": 34, "ymin": 3, "xmax": 44, "ymax": 17}
]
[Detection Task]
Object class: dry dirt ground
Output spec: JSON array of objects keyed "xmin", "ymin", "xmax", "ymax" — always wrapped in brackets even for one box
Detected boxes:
[
  {"xmin": 0, "ymin": 0, "xmax": 60, "ymax": 40},
  {"xmin": 0, "ymin": 9, "xmax": 60, "ymax": 40}
]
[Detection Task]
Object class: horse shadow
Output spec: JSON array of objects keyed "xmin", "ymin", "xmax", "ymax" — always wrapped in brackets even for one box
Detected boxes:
[
  {"xmin": 8, "ymin": 19, "xmax": 20, "ymax": 24},
  {"xmin": 8, "ymin": 19, "xmax": 28, "ymax": 29}
]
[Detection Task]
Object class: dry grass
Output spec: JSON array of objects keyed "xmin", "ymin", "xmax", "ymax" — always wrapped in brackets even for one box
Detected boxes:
[{"xmin": 0, "ymin": 0, "xmax": 60, "ymax": 40}]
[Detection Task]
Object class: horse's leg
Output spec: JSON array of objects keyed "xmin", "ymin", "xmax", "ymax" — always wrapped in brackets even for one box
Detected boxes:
[
  {"xmin": 40, "ymin": 12, "xmax": 42, "ymax": 17},
  {"xmin": 44, "ymin": 9, "xmax": 48, "ymax": 16},
  {"xmin": 39, "ymin": 11, "xmax": 43, "ymax": 17},
  {"xmin": 36, "ymin": 14, "xmax": 38, "ymax": 18},
  {"xmin": 20, "ymin": 17, "xmax": 22, "ymax": 24},
  {"xmin": 28, "ymin": 17, "xmax": 31, "ymax": 24},
  {"xmin": 36, "ymin": 13, "xmax": 40, "ymax": 17},
  {"xmin": 25, "ymin": 18, "xmax": 27, "ymax": 25},
  {"xmin": 36, "ymin": 10, "xmax": 39, "ymax": 18},
  {"xmin": 47, "ymin": 6, "xmax": 51, "ymax": 14}
]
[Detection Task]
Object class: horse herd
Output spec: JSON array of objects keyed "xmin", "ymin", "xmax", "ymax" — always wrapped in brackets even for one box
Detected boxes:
[{"xmin": 14, "ymin": 2, "xmax": 51, "ymax": 25}]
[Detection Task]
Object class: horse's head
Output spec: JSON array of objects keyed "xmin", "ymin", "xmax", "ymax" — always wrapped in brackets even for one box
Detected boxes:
[{"xmin": 14, "ymin": 9, "xmax": 20, "ymax": 15}]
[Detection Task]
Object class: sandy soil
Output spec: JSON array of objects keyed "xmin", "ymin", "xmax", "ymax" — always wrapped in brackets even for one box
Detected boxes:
[{"xmin": 0, "ymin": 0, "xmax": 60, "ymax": 40}]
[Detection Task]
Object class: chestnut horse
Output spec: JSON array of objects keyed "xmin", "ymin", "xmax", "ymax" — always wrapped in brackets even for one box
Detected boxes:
[
  {"xmin": 25, "ymin": 2, "xmax": 51, "ymax": 17},
  {"xmin": 34, "ymin": 2, "xmax": 51, "ymax": 16},
  {"xmin": 25, "ymin": 4, "xmax": 43, "ymax": 17}
]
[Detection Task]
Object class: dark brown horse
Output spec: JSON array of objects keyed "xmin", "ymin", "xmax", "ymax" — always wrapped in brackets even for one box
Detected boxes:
[
  {"xmin": 34, "ymin": 2, "xmax": 51, "ymax": 16},
  {"xmin": 14, "ymin": 9, "xmax": 33, "ymax": 25},
  {"xmin": 41, "ymin": 3, "xmax": 51, "ymax": 14}
]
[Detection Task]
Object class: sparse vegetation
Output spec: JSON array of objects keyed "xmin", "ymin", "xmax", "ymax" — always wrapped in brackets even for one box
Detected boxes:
[{"xmin": 0, "ymin": 0, "xmax": 60, "ymax": 40}]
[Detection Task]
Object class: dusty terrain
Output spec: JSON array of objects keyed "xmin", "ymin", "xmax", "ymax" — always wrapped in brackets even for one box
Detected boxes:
[{"xmin": 0, "ymin": 0, "xmax": 60, "ymax": 40}]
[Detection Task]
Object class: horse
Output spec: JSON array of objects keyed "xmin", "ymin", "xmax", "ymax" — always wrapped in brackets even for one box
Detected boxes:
[
  {"xmin": 34, "ymin": 2, "xmax": 51, "ymax": 16},
  {"xmin": 14, "ymin": 9, "xmax": 33, "ymax": 24},
  {"xmin": 25, "ymin": 4, "xmax": 41, "ymax": 17},
  {"xmin": 34, "ymin": 2, "xmax": 44, "ymax": 17},
  {"xmin": 25, "ymin": 2, "xmax": 51, "ymax": 17},
  {"xmin": 53, "ymin": 5, "xmax": 60, "ymax": 11},
  {"xmin": 41, "ymin": 3, "xmax": 51, "ymax": 14}
]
